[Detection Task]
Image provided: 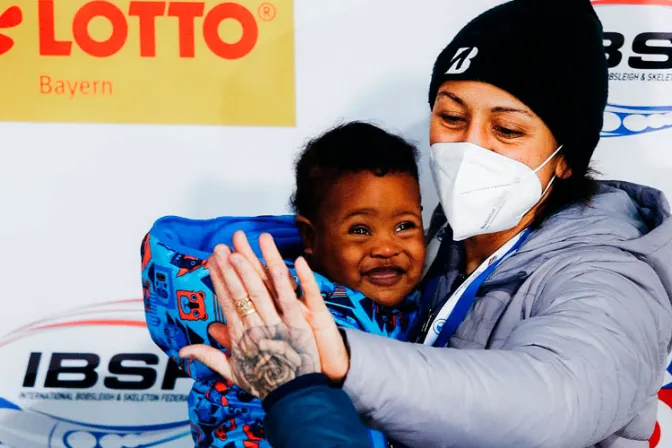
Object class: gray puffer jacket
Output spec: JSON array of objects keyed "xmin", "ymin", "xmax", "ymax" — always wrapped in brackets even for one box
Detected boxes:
[{"xmin": 342, "ymin": 180, "xmax": 672, "ymax": 448}]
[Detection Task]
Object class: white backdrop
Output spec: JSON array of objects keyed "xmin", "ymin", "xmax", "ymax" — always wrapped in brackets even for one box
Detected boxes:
[{"xmin": 0, "ymin": 0, "xmax": 670, "ymax": 447}]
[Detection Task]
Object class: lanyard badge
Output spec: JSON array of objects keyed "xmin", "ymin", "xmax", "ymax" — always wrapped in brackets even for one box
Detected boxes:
[{"xmin": 422, "ymin": 229, "xmax": 530, "ymax": 347}]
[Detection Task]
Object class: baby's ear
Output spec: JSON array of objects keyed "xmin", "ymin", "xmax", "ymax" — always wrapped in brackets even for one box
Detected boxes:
[{"xmin": 295, "ymin": 215, "xmax": 316, "ymax": 256}]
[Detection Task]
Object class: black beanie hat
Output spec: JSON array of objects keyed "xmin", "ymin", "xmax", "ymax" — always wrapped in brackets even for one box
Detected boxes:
[{"xmin": 428, "ymin": 0, "xmax": 608, "ymax": 174}]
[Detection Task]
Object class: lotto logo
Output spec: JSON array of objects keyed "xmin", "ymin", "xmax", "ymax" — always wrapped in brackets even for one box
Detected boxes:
[{"xmin": 0, "ymin": 0, "xmax": 296, "ymax": 126}]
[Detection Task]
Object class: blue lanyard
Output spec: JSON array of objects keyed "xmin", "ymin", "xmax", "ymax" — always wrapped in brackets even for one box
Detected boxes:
[{"xmin": 429, "ymin": 229, "xmax": 530, "ymax": 348}]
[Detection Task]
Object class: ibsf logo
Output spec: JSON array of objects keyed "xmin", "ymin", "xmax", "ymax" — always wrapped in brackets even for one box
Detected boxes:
[
  {"xmin": 0, "ymin": 0, "xmax": 295, "ymax": 126},
  {"xmin": 0, "ymin": 299, "xmax": 194, "ymax": 447},
  {"xmin": 592, "ymin": 0, "xmax": 672, "ymax": 138}
]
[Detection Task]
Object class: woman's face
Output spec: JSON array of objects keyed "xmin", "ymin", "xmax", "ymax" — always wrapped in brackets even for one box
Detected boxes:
[{"xmin": 430, "ymin": 80, "xmax": 569, "ymax": 187}]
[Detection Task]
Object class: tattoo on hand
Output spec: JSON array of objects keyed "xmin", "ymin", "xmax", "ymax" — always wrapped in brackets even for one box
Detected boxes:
[{"xmin": 231, "ymin": 324, "xmax": 319, "ymax": 399}]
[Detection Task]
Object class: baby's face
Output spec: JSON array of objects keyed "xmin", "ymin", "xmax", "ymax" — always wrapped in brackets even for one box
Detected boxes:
[{"xmin": 307, "ymin": 171, "xmax": 425, "ymax": 307}]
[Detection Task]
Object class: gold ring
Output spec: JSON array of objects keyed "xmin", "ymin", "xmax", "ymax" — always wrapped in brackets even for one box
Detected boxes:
[{"xmin": 234, "ymin": 296, "xmax": 257, "ymax": 317}]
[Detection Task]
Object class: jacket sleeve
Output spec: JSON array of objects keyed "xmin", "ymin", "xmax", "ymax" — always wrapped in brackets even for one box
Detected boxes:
[
  {"xmin": 342, "ymin": 259, "xmax": 672, "ymax": 448},
  {"xmin": 263, "ymin": 374, "xmax": 372, "ymax": 448},
  {"xmin": 187, "ymin": 380, "xmax": 255, "ymax": 448}
]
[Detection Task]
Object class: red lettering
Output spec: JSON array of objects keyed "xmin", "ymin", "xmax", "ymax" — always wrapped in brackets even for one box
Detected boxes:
[
  {"xmin": 38, "ymin": 0, "xmax": 73, "ymax": 56},
  {"xmin": 67, "ymin": 80, "xmax": 79, "ymax": 99},
  {"xmin": 35, "ymin": 0, "xmax": 260, "ymax": 59},
  {"xmin": 39, "ymin": 76, "xmax": 113, "ymax": 96},
  {"xmin": 129, "ymin": 1, "xmax": 165, "ymax": 57},
  {"xmin": 39, "ymin": 75, "xmax": 53, "ymax": 93},
  {"xmin": 80, "ymin": 80, "xmax": 91, "ymax": 94},
  {"xmin": 167, "ymin": 2, "xmax": 204, "ymax": 58},
  {"xmin": 72, "ymin": 1, "xmax": 127, "ymax": 57},
  {"xmin": 203, "ymin": 2, "xmax": 257, "ymax": 60},
  {"xmin": 54, "ymin": 80, "xmax": 65, "ymax": 95}
]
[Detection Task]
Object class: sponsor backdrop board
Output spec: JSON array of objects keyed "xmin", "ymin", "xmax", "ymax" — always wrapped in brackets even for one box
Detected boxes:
[
  {"xmin": 0, "ymin": 0, "xmax": 295, "ymax": 126},
  {"xmin": 0, "ymin": 0, "xmax": 670, "ymax": 446}
]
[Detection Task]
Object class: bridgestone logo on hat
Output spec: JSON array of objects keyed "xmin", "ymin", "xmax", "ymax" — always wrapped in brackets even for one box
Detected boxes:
[{"xmin": 446, "ymin": 47, "xmax": 479, "ymax": 75}]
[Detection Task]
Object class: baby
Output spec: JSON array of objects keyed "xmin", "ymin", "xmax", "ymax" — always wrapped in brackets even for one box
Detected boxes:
[
  {"xmin": 141, "ymin": 121, "xmax": 425, "ymax": 448},
  {"xmin": 291, "ymin": 121, "xmax": 425, "ymax": 308}
]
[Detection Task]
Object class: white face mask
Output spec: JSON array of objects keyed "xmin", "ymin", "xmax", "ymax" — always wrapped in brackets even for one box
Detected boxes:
[{"xmin": 429, "ymin": 141, "xmax": 563, "ymax": 241}]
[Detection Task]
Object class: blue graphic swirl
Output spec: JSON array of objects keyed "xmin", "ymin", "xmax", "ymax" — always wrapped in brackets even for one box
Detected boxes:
[
  {"xmin": 0, "ymin": 396, "xmax": 191, "ymax": 448},
  {"xmin": 602, "ymin": 104, "xmax": 672, "ymax": 138}
]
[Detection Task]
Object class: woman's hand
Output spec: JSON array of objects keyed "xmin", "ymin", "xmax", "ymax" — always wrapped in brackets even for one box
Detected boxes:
[
  {"xmin": 231, "ymin": 231, "xmax": 350, "ymax": 383},
  {"xmin": 179, "ymin": 232, "xmax": 348, "ymax": 398},
  {"xmin": 179, "ymin": 239, "xmax": 316, "ymax": 399}
]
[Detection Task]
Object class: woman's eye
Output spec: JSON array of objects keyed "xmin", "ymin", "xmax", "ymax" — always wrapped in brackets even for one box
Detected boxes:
[
  {"xmin": 494, "ymin": 125, "xmax": 524, "ymax": 138},
  {"xmin": 350, "ymin": 226, "xmax": 370, "ymax": 236},
  {"xmin": 441, "ymin": 113, "xmax": 465, "ymax": 125},
  {"xmin": 395, "ymin": 221, "xmax": 417, "ymax": 232}
]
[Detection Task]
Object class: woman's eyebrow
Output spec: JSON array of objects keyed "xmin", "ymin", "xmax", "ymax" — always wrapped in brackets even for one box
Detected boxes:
[
  {"xmin": 491, "ymin": 106, "xmax": 531, "ymax": 115},
  {"xmin": 436, "ymin": 90, "xmax": 465, "ymax": 106}
]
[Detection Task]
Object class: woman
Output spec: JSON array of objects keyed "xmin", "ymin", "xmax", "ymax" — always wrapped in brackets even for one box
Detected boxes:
[{"xmin": 183, "ymin": 0, "xmax": 672, "ymax": 446}]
